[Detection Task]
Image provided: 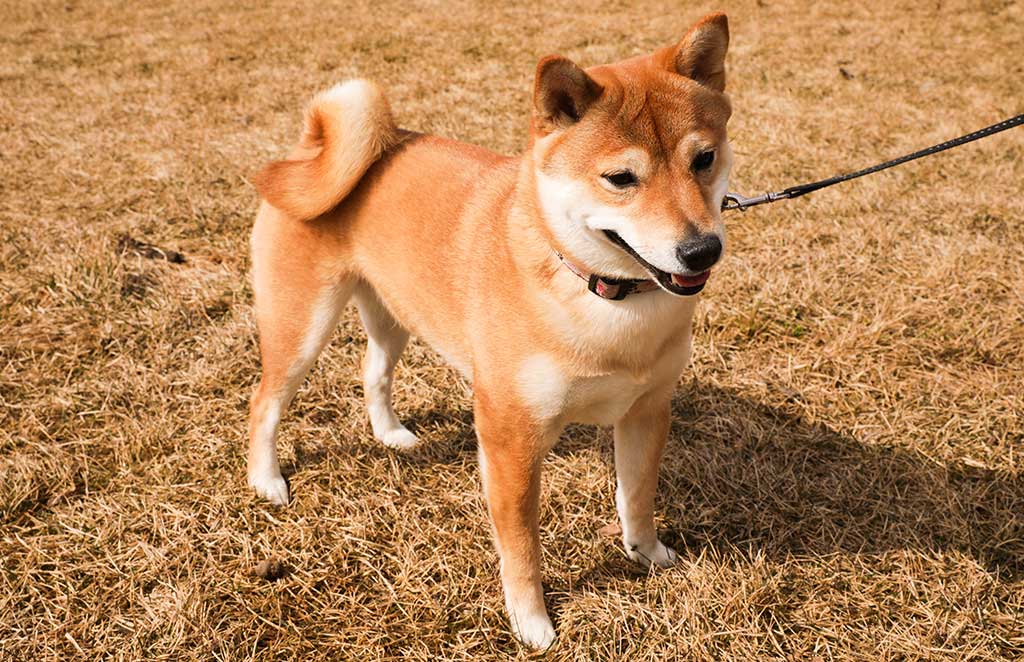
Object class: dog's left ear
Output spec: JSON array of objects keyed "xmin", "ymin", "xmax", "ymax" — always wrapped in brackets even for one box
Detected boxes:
[
  {"xmin": 533, "ymin": 55, "xmax": 604, "ymax": 132},
  {"xmin": 656, "ymin": 12, "xmax": 729, "ymax": 92}
]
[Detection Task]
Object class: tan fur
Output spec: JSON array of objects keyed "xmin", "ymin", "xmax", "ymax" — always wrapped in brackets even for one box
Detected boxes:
[{"xmin": 247, "ymin": 12, "xmax": 733, "ymax": 649}]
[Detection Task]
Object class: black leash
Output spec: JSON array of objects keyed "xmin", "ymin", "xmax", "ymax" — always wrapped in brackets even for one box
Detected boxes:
[{"xmin": 722, "ymin": 113, "xmax": 1024, "ymax": 212}]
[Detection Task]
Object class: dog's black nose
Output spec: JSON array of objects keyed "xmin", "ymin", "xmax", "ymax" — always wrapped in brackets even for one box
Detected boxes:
[{"xmin": 676, "ymin": 234, "xmax": 722, "ymax": 272}]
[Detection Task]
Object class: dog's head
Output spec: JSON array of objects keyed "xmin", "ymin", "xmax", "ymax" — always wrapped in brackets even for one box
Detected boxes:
[{"xmin": 530, "ymin": 13, "xmax": 732, "ymax": 296}]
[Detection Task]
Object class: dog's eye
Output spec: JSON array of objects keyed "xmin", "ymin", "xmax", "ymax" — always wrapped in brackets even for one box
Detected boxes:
[
  {"xmin": 603, "ymin": 170, "xmax": 638, "ymax": 188},
  {"xmin": 692, "ymin": 150, "xmax": 715, "ymax": 172}
]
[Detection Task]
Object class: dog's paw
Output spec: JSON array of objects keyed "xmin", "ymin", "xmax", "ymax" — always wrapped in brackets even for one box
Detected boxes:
[
  {"xmin": 510, "ymin": 609, "xmax": 556, "ymax": 651},
  {"xmin": 248, "ymin": 471, "xmax": 290, "ymax": 506},
  {"xmin": 626, "ymin": 539, "xmax": 678, "ymax": 569},
  {"xmin": 377, "ymin": 425, "xmax": 419, "ymax": 450}
]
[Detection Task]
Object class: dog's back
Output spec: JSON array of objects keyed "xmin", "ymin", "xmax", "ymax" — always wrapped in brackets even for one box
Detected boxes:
[{"xmin": 253, "ymin": 90, "xmax": 520, "ymax": 375}]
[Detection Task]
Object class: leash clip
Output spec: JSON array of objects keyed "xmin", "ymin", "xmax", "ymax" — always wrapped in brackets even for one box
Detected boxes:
[{"xmin": 721, "ymin": 191, "xmax": 788, "ymax": 212}]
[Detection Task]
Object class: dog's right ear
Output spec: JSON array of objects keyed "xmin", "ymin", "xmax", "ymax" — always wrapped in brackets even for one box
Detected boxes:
[{"xmin": 533, "ymin": 55, "xmax": 603, "ymax": 133}]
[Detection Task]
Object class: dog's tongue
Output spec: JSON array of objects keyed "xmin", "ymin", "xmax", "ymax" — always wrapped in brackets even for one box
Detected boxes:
[{"xmin": 671, "ymin": 271, "xmax": 711, "ymax": 288}]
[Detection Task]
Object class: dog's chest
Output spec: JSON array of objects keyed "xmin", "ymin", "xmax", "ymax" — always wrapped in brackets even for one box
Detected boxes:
[
  {"xmin": 566, "ymin": 370, "xmax": 660, "ymax": 425},
  {"xmin": 516, "ymin": 336, "xmax": 691, "ymax": 427},
  {"xmin": 512, "ymin": 294, "xmax": 697, "ymax": 426}
]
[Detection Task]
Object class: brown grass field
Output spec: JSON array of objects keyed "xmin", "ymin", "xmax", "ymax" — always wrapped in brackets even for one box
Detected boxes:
[{"xmin": 2, "ymin": 0, "xmax": 1023, "ymax": 659}]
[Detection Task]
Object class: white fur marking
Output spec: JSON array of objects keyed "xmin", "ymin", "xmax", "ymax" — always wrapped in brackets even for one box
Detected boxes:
[
  {"xmin": 299, "ymin": 288, "xmax": 345, "ymax": 368},
  {"xmin": 357, "ymin": 291, "xmax": 419, "ymax": 450},
  {"xmin": 516, "ymin": 353, "xmax": 567, "ymax": 423},
  {"xmin": 536, "ymin": 171, "xmax": 647, "ymax": 278},
  {"xmin": 536, "ymin": 171, "xmax": 684, "ymax": 275},
  {"xmin": 248, "ymin": 472, "xmax": 290, "ymax": 506},
  {"xmin": 248, "ymin": 404, "xmax": 290, "ymax": 505},
  {"xmin": 364, "ymin": 336, "xmax": 418, "ymax": 448},
  {"xmin": 615, "ymin": 482, "xmax": 677, "ymax": 568},
  {"xmin": 507, "ymin": 598, "xmax": 556, "ymax": 650}
]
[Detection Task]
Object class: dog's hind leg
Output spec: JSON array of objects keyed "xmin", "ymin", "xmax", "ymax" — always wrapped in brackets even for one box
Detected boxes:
[
  {"xmin": 248, "ymin": 250, "xmax": 355, "ymax": 505},
  {"xmin": 354, "ymin": 286, "xmax": 418, "ymax": 449}
]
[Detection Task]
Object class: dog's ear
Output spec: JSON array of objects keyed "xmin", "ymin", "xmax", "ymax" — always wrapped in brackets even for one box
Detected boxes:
[
  {"xmin": 533, "ymin": 55, "xmax": 603, "ymax": 132},
  {"xmin": 657, "ymin": 12, "xmax": 729, "ymax": 92}
]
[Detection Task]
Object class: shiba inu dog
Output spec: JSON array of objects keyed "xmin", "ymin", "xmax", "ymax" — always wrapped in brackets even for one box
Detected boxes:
[{"xmin": 248, "ymin": 12, "xmax": 732, "ymax": 649}]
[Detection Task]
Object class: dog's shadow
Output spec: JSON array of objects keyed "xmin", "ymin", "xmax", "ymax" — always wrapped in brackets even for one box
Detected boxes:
[
  {"xmin": 564, "ymin": 381, "xmax": 1024, "ymax": 587},
  {"xmin": 296, "ymin": 380, "xmax": 1023, "ymax": 580}
]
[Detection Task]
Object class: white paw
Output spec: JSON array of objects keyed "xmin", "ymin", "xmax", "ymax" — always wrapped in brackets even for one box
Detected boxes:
[
  {"xmin": 626, "ymin": 539, "xmax": 678, "ymax": 569},
  {"xmin": 248, "ymin": 471, "xmax": 290, "ymax": 505},
  {"xmin": 510, "ymin": 608, "xmax": 556, "ymax": 650},
  {"xmin": 377, "ymin": 426, "xmax": 419, "ymax": 450}
]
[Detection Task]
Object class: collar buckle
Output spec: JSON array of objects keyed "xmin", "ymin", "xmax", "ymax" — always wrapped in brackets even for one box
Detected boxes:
[
  {"xmin": 556, "ymin": 250, "xmax": 651, "ymax": 301},
  {"xmin": 587, "ymin": 274, "xmax": 635, "ymax": 300}
]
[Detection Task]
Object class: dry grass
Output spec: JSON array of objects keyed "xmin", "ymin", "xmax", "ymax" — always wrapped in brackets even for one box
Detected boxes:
[{"xmin": 2, "ymin": 0, "xmax": 1023, "ymax": 659}]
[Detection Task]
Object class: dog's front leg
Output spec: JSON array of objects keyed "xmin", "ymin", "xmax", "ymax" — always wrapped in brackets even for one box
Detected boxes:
[
  {"xmin": 474, "ymin": 391, "xmax": 557, "ymax": 650},
  {"xmin": 614, "ymin": 392, "xmax": 678, "ymax": 568}
]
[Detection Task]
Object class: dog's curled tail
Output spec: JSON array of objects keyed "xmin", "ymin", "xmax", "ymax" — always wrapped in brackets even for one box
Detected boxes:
[{"xmin": 254, "ymin": 80, "xmax": 399, "ymax": 221}]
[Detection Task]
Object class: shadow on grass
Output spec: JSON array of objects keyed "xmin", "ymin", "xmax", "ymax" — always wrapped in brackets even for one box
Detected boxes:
[
  {"xmin": 295, "ymin": 380, "xmax": 1023, "ymax": 580},
  {"xmin": 651, "ymin": 382, "xmax": 1024, "ymax": 579}
]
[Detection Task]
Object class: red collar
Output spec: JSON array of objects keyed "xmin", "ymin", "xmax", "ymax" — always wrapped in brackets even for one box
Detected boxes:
[{"xmin": 553, "ymin": 251, "xmax": 661, "ymax": 300}]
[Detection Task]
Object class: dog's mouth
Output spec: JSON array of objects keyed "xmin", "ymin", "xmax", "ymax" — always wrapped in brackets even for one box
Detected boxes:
[{"xmin": 602, "ymin": 230, "xmax": 711, "ymax": 296}]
